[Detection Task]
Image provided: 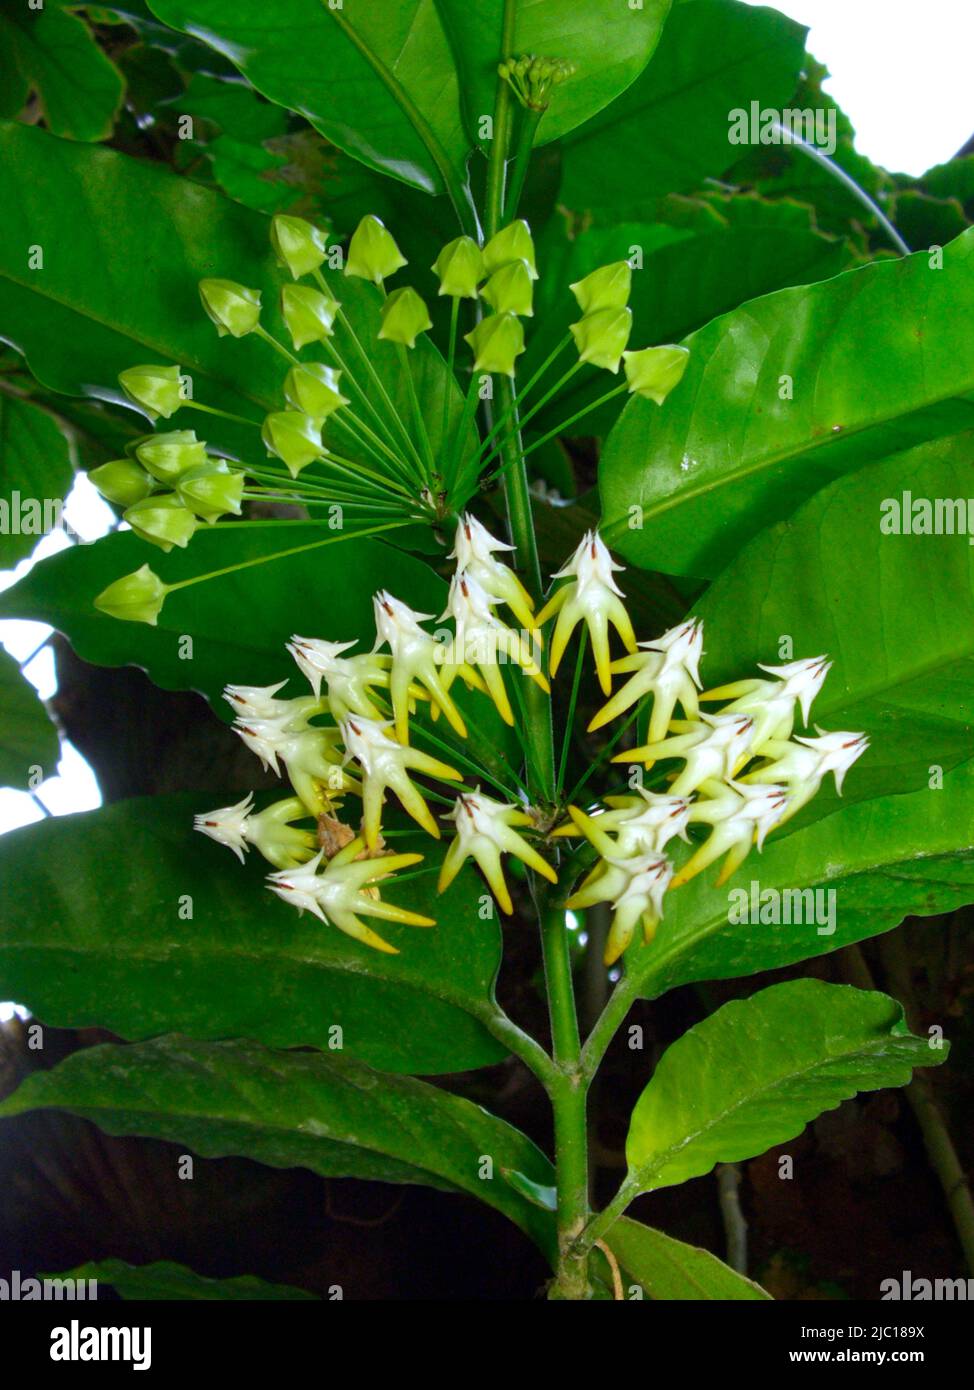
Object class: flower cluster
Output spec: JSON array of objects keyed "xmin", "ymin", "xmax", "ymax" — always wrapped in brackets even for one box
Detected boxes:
[
  {"xmin": 555, "ymin": 606, "xmax": 868, "ymax": 962},
  {"xmin": 196, "ymin": 520, "xmax": 867, "ymax": 964},
  {"xmin": 195, "ymin": 514, "xmax": 559, "ymax": 950}
]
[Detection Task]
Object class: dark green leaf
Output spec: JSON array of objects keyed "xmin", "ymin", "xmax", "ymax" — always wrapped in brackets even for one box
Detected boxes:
[
  {"xmin": 0, "ymin": 3, "xmax": 124, "ymax": 142},
  {"xmin": 694, "ymin": 435, "xmax": 974, "ymax": 814},
  {"xmin": 146, "ymin": 0, "xmax": 471, "ymax": 203},
  {"xmin": 601, "ymin": 1217, "xmax": 770, "ymax": 1300},
  {"xmin": 0, "ymin": 795, "xmax": 509, "ymax": 1074},
  {"xmin": 53, "ymin": 1259, "xmax": 317, "ymax": 1300},
  {"xmin": 0, "ymin": 648, "xmax": 59, "ymax": 789},
  {"xmin": 559, "ymin": 0, "xmax": 806, "ymax": 221},
  {"xmin": 1, "ymin": 1034, "xmax": 557, "ymax": 1256},
  {"xmin": 0, "ymin": 393, "xmax": 74, "ymax": 566},
  {"xmin": 624, "ymin": 980, "xmax": 947, "ymax": 1192}
]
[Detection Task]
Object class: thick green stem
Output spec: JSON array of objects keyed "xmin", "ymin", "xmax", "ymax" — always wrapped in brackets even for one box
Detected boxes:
[
  {"xmin": 504, "ymin": 107, "xmax": 543, "ymax": 222},
  {"xmin": 540, "ymin": 902, "xmax": 591, "ymax": 1297},
  {"xmin": 494, "ymin": 372, "xmax": 556, "ymax": 800}
]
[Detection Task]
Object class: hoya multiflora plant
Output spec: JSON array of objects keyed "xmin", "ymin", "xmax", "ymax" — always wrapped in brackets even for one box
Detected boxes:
[
  {"xmin": 70, "ymin": 195, "xmax": 941, "ymax": 1303},
  {"xmin": 2, "ymin": 2, "xmax": 965, "ymax": 1306}
]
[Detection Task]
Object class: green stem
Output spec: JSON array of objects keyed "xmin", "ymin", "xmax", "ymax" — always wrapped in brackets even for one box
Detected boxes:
[
  {"xmin": 254, "ymin": 323, "xmax": 298, "ymax": 365},
  {"xmin": 185, "ymin": 400, "xmax": 262, "ymax": 429},
  {"xmin": 573, "ymin": 1175, "xmax": 638, "ymax": 1257},
  {"xmin": 557, "ymin": 630, "xmax": 587, "ymax": 798},
  {"xmin": 514, "ymin": 382, "xmax": 628, "ymax": 467},
  {"xmin": 477, "ymin": 333, "xmax": 572, "ymax": 459},
  {"xmin": 481, "ymin": 361, "xmax": 582, "ymax": 473},
  {"xmin": 397, "ymin": 343, "xmax": 434, "ymax": 480},
  {"xmin": 439, "ymin": 297, "xmax": 460, "ymax": 481},
  {"xmin": 540, "ymin": 900, "xmax": 592, "ymax": 1297},
  {"xmin": 493, "ymin": 372, "xmax": 556, "ymax": 801},
  {"xmin": 332, "ymin": 298, "xmax": 428, "ymax": 476},
  {"xmin": 164, "ymin": 520, "xmax": 409, "ymax": 593}
]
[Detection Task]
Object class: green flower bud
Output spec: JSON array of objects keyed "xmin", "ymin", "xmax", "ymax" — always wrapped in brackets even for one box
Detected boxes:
[
  {"xmin": 483, "ymin": 220, "xmax": 538, "ymax": 280},
  {"xmin": 88, "ymin": 458, "xmax": 154, "ymax": 508},
  {"xmin": 262, "ymin": 411, "xmax": 323, "ymax": 478},
  {"xmin": 377, "ymin": 286, "xmax": 432, "ymax": 348},
  {"xmin": 271, "ymin": 214, "xmax": 328, "ymax": 280},
  {"xmin": 622, "ymin": 345, "xmax": 691, "ymax": 404},
  {"xmin": 284, "ymin": 363, "xmax": 350, "ymax": 421},
  {"xmin": 199, "ymin": 278, "xmax": 261, "ymax": 338},
  {"xmin": 176, "ymin": 462, "xmax": 245, "ymax": 523},
  {"xmin": 464, "ymin": 312, "xmax": 525, "ymax": 376},
  {"xmin": 135, "ymin": 429, "xmax": 209, "ymax": 484},
  {"xmin": 480, "ymin": 260, "xmax": 534, "ymax": 317},
  {"xmin": 570, "ymin": 306, "xmax": 633, "ymax": 373},
  {"xmin": 569, "ymin": 261, "xmax": 632, "ymax": 314},
  {"xmin": 432, "ymin": 236, "xmax": 484, "ymax": 298},
  {"xmin": 344, "ymin": 214, "xmax": 407, "ymax": 286},
  {"xmin": 94, "ymin": 564, "xmax": 168, "ymax": 626},
  {"xmin": 118, "ymin": 364, "xmax": 184, "ymax": 421},
  {"xmin": 123, "ymin": 493, "xmax": 198, "ymax": 552},
  {"xmin": 281, "ymin": 283, "xmax": 339, "ymax": 350}
]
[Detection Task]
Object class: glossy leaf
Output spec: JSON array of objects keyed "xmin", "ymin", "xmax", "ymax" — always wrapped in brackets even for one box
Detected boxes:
[
  {"xmin": 0, "ymin": 1034, "xmax": 557, "ymax": 1255},
  {"xmin": 602, "ymin": 1217, "xmax": 770, "ymax": 1300},
  {"xmin": 559, "ymin": 0, "xmax": 806, "ymax": 220},
  {"xmin": 601, "ymin": 229, "xmax": 974, "ymax": 577},
  {"xmin": 0, "ymin": 796, "xmax": 508, "ymax": 1075},
  {"xmin": 147, "ymin": 0, "xmax": 471, "ymax": 203},
  {"xmin": 435, "ymin": 0, "xmax": 671, "ymax": 150},
  {"xmin": 0, "ymin": 394, "xmax": 74, "ymax": 567},
  {"xmin": 0, "ymin": 2, "xmax": 124, "ymax": 142},
  {"xmin": 621, "ymin": 758, "xmax": 974, "ymax": 1002},
  {"xmin": 694, "ymin": 436, "xmax": 974, "ymax": 813},
  {"xmin": 0, "ymin": 649, "xmax": 58, "ymax": 790},
  {"xmin": 624, "ymin": 980, "xmax": 947, "ymax": 1193},
  {"xmin": 54, "ymin": 1259, "xmax": 316, "ymax": 1301}
]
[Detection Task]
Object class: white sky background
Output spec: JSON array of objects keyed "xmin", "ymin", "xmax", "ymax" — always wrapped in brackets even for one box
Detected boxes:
[
  {"xmin": 743, "ymin": 0, "xmax": 974, "ymax": 175},
  {"xmin": 0, "ymin": 0, "xmax": 971, "ymax": 946}
]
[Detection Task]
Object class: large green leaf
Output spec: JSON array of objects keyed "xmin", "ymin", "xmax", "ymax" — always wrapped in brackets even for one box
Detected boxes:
[
  {"xmin": 693, "ymin": 435, "xmax": 974, "ymax": 813},
  {"xmin": 601, "ymin": 229, "xmax": 974, "ymax": 577},
  {"xmin": 146, "ymin": 0, "xmax": 471, "ymax": 204},
  {"xmin": 0, "ymin": 393, "xmax": 74, "ymax": 567},
  {"xmin": 0, "ymin": 1034, "xmax": 557, "ymax": 1256},
  {"xmin": 0, "ymin": 122, "xmax": 474, "ymax": 483},
  {"xmin": 623, "ymin": 980, "xmax": 946, "ymax": 1194},
  {"xmin": 0, "ymin": 648, "xmax": 59, "ymax": 789},
  {"xmin": 619, "ymin": 758, "xmax": 974, "ymax": 1003},
  {"xmin": 559, "ymin": 0, "xmax": 806, "ymax": 220},
  {"xmin": 601, "ymin": 1217, "xmax": 770, "ymax": 1300},
  {"xmin": 0, "ymin": 2, "xmax": 124, "ymax": 142},
  {"xmin": 54, "ymin": 1260, "xmax": 317, "ymax": 1301},
  {"xmin": 523, "ymin": 197, "xmax": 851, "ymax": 440},
  {"xmin": 0, "ymin": 796, "xmax": 509, "ymax": 1075},
  {"xmin": 434, "ymin": 0, "xmax": 671, "ymax": 151}
]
